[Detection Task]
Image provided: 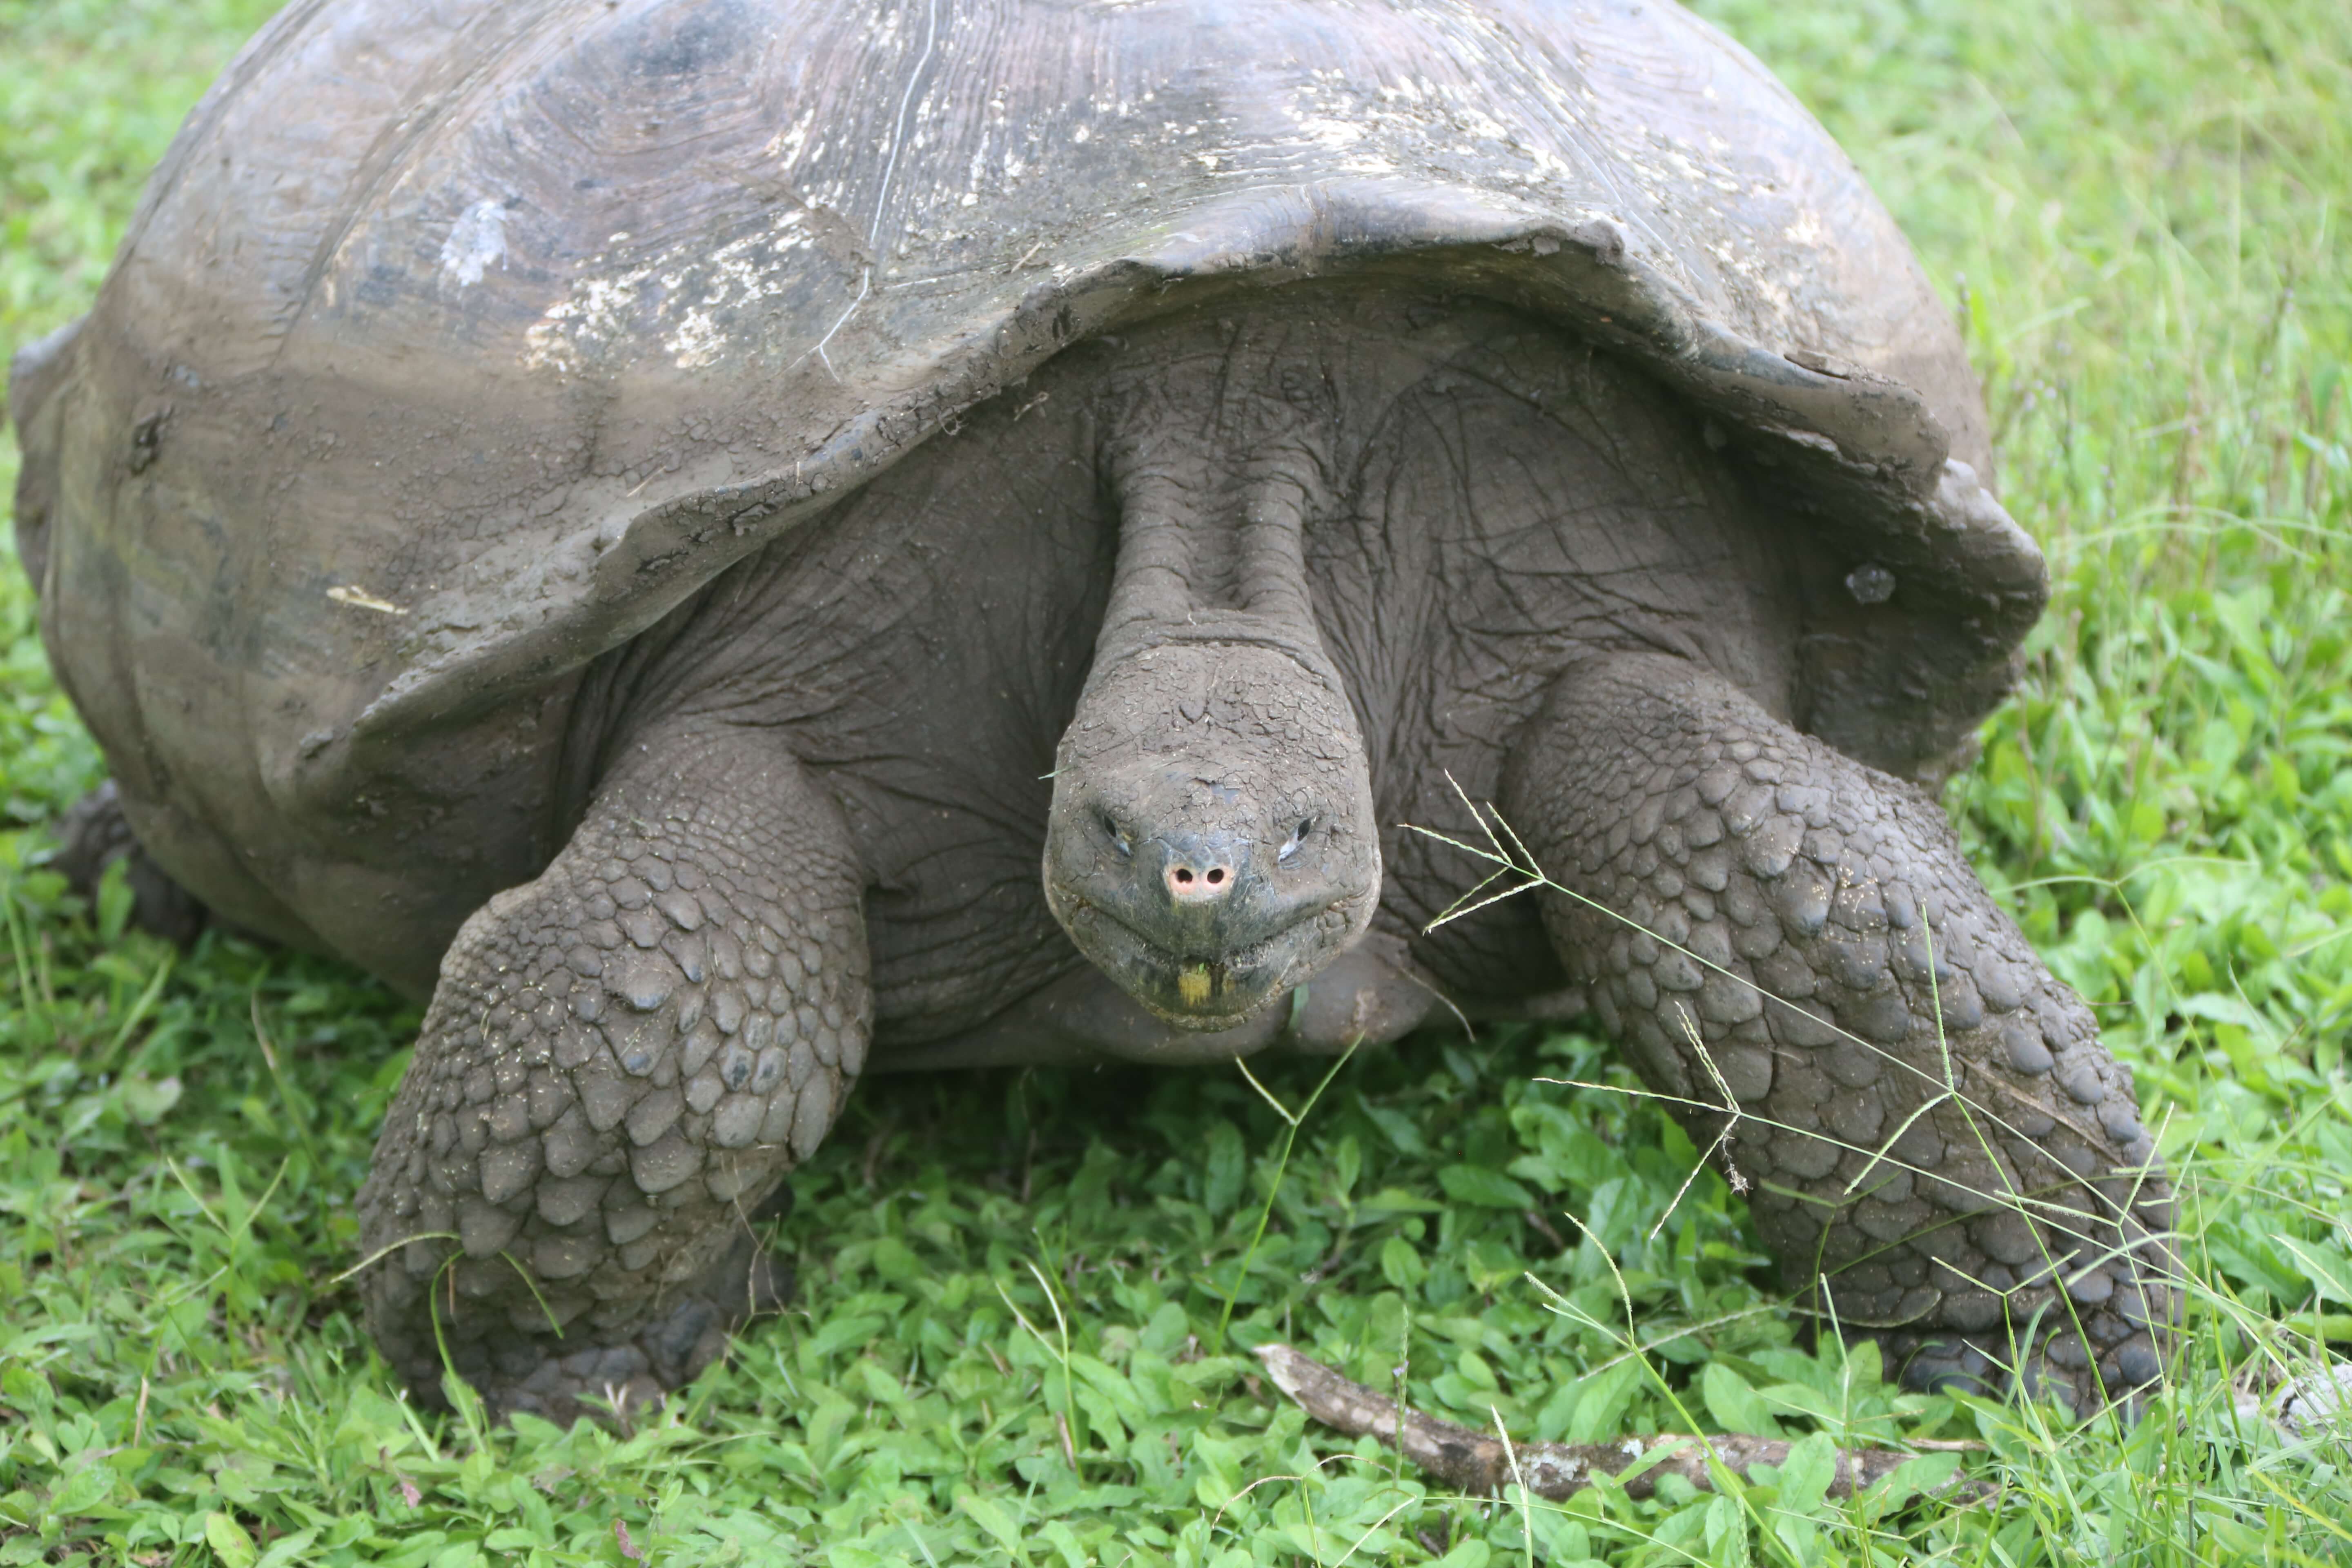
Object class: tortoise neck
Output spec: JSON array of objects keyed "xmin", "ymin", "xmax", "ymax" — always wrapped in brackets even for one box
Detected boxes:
[{"xmin": 1090, "ymin": 371, "xmax": 1338, "ymax": 687}]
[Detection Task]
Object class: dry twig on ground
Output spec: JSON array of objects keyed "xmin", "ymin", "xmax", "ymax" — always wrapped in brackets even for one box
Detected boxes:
[{"xmin": 1254, "ymin": 1343, "xmax": 1991, "ymax": 1504}]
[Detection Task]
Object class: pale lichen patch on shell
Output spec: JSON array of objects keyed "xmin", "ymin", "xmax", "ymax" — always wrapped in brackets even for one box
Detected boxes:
[{"xmin": 438, "ymin": 198, "xmax": 510, "ymax": 291}]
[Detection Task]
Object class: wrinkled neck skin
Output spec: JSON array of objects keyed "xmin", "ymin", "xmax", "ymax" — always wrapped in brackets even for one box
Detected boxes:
[{"xmin": 1043, "ymin": 344, "xmax": 1381, "ymax": 1029}]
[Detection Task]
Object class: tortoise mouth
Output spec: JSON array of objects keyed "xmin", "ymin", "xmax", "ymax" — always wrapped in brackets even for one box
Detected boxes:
[{"xmin": 1047, "ymin": 881, "xmax": 1309, "ymax": 1029}]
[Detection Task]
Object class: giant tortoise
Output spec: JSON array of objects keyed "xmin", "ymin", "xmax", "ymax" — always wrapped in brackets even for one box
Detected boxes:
[{"xmin": 8, "ymin": 0, "xmax": 2175, "ymax": 1421}]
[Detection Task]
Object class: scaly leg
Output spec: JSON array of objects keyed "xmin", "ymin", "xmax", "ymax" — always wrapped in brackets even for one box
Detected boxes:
[
  {"xmin": 356, "ymin": 722, "xmax": 868, "ymax": 1423},
  {"xmin": 1502, "ymin": 651, "xmax": 2176, "ymax": 1409}
]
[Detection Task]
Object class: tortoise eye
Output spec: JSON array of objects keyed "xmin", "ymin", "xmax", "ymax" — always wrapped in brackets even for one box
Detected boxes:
[
  {"xmin": 1098, "ymin": 811, "xmax": 1131, "ymax": 858},
  {"xmin": 1277, "ymin": 818, "xmax": 1314, "ymax": 863}
]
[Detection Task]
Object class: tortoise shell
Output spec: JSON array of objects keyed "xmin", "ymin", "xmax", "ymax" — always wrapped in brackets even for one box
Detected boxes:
[{"xmin": 13, "ymin": 0, "xmax": 2041, "ymax": 951}]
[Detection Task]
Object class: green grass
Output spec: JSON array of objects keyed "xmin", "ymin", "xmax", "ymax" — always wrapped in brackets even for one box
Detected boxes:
[{"xmin": 3, "ymin": 0, "xmax": 2350, "ymax": 1562}]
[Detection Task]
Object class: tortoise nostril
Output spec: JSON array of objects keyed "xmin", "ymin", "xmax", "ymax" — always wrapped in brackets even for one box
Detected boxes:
[{"xmin": 1165, "ymin": 860, "xmax": 1234, "ymax": 900}]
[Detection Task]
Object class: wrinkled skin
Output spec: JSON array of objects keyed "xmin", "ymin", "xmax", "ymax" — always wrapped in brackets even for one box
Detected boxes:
[{"xmin": 48, "ymin": 288, "xmax": 2174, "ymax": 1421}]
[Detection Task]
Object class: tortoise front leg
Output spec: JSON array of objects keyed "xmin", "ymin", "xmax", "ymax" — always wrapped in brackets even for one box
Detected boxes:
[
  {"xmin": 356, "ymin": 721, "xmax": 868, "ymax": 1423},
  {"xmin": 1501, "ymin": 651, "xmax": 2176, "ymax": 1410}
]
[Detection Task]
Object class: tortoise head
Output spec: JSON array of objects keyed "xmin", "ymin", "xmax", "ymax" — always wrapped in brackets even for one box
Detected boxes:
[
  {"xmin": 1043, "ymin": 630, "xmax": 1380, "ymax": 1030},
  {"xmin": 1039, "ymin": 318, "xmax": 1385, "ymax": 1029}
]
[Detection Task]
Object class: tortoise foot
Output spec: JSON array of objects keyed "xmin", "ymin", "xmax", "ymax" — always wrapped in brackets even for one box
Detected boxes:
[
  {"xmin": 472, "ymin": 1231, "xmax": 795, "ymax": 1428},
  {"xmin": 49, "ymin": 780, "xmax": 212, "ymax": 945},
  {"xmin": 1870, "ymin": 1312, "xmax": 2167, "ymax": 1419}
]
